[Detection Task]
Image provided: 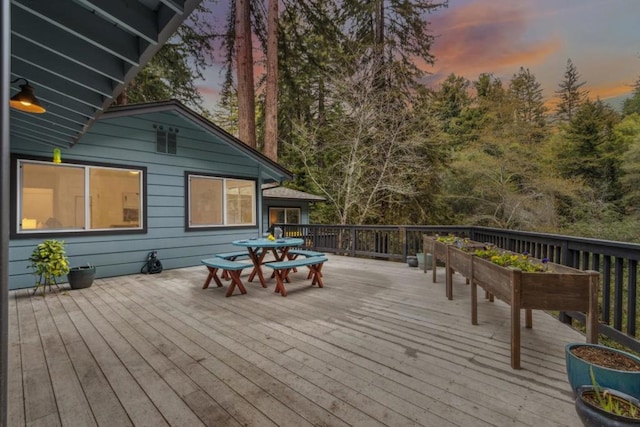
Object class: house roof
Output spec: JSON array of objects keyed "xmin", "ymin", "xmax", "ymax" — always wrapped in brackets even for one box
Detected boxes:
[
  {"xmin": 100, "ymin": 99, "xmax": 294, "ymax": 183},
  {"xmin": 263, "ymin": 186, "xmax": 326, "ymax": 202},
  {"xmin": 9, "ymin": 0, "xmax": 203, "ymax": 148}
]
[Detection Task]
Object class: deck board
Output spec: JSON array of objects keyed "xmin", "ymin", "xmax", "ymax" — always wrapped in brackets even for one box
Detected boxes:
[{"xmin": 8, "ymin": 254, "xmax": 585, "ymax": 426}]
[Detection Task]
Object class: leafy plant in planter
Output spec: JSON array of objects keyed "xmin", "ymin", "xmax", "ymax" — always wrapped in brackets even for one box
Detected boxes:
[
  {"xmin": 28, "ymin": 239, "xmax": 70, "ymax": 295},
  {"xmin": 473, "ymin": 248, "xmax": 548, "ymax": 272},
  {"xmin": 574, "ymin": 367, "xmax": 640, "ymax": 426}
]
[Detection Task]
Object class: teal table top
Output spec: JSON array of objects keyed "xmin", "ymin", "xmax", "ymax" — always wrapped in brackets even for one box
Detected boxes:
[{"xmin": 232, "ymin": 237, "xmax": 304, "ymax": 248}]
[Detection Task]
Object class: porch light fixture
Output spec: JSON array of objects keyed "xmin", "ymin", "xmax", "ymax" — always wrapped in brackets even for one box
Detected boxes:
[{"xmin": 9, "ymin": 78, "xmax": 46, "ymax": 114}]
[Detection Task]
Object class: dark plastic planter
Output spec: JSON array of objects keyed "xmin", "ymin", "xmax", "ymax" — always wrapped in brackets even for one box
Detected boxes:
[
  {"xmin": 566, "ymin": 343, "xmax": 640, "ymax": 400},
  {"xmin": 67, "ymin": 265, "xmax": 96, "ymax": 289},
  {"xmin": 575, "ymin": 385, "xmax": 640, "ymax": 426}
]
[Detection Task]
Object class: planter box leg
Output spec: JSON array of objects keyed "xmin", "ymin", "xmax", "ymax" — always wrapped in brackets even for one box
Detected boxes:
[
  {"xmin": 525, "ymin": 309, "xmax": 533, "ymax": 329},
  {"xmin": 471, "ymin": 280, "xmax": 478, "ymax": 325},
  {"xmin": 586, "ymin": 272, "xmax": 599, "ymax": 344},
  {"xmin": 511, "ymin": 270, "xmax": 522, "ymax": 370}
]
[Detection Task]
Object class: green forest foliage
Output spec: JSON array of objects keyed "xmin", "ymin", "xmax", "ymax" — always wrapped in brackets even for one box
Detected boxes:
[{"xmin": 131, "ymin": 1, "xmax": 640, "ymax": 243}]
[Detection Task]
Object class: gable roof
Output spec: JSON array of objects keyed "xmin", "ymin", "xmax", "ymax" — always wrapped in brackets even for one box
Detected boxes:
[
  {"xmin": 9, "ymin": 0, "xmax": 203, "ymax": 148},
  {"xmin": 100, "ymin": 99, "xmax": 294, "ymax": 183},
  {"xmin": 263, "ymin": 186, "xmax": 326, "ymax": 202}
]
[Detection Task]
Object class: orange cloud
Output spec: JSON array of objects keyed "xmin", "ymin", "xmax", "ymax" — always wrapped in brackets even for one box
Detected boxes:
[
  {"xmin": 589, "ymin": 82, "xmax": 636, "ymax": 101},
  {"xmin": 422, "ymin": 1, "xmax": 562, "ymax": 86}
]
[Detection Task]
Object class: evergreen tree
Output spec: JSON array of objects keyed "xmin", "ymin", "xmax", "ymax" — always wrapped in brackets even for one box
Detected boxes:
[
  {"xmin": 555, "ymin": 59, "xmax": 588, "ymax": 122},
  {"xmin": 557, "ymin": 99, "xmax": 623, "ymax": 204},
  {"xmin": 508, "ymin": 67, "xmax": 547, "ymax": 144},
  {"xmin": 617, "ymin": 113, "xmax": 640, "ymax": 212},
  {"xmin": 118, "ymin": 3, "xmax": 216, "ymax": 113},
  {"xmin": 236, "ymin": 0, "xmax": 257, "ymax": 147},
  {"xmin": 622, "ymin": 77, "xmax": 640, "ymax": 116},
  {"xmin": 432, "ymin": 73, "xmax": 470, "ymax": 129}
]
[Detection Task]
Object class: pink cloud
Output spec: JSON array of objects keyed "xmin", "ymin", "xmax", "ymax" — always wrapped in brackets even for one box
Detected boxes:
[
  {"xmin": 198, "ymin": 85, "xmax": 220, "ymax": 97},
  {"xmin": 422, "ymin": 1, "xmax": 562, "ymax": 86}
]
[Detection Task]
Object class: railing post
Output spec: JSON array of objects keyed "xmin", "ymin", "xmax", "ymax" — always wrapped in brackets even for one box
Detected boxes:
[
  {"xmin": 628, "ymin": 260, "xmax": 637, "ymax": 337},
  {"xmin": 351, "ymin": 227, "xmax": 356, "ymax": 257},
  {"xmin": 312, "ymin": 226, "xmax": 318, "ymax": 251},
  {"xmin": 558, "ymin": 312, "xmax": 572, "ymax": 325},
  {"xmin": 400, "ymin": 226, "xmax": 407, "ymax": 260},
  {"xmin": 560, "ymin": 239, "xmax": 570, "ymax": 266}
]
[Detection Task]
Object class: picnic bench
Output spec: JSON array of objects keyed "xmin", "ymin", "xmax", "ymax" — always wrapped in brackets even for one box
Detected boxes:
[
  {"xmin": 285, "ymin": 249, "xmax": 325, "ymax": 276},
  {"xmin": 264, "ymin": 256, "xmax": 328, "ymax": 297},
  {"xmin": 215, "ymin": 251, "xmax": 250, "ymax": 260},
  {"xmin": 286, "ymin": 249, "xmax": 325, "ymax": 258},
  {"xmin": 201, "ymin": 258, "xmax": 250, "ymax": 297}
]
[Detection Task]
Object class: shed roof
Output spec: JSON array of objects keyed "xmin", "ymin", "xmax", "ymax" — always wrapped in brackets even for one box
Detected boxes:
[
  {"xmin": 263, "ymin": 186, "xmax": 326, "ymax": 202},
  {"xmin": 9, "ymin": 0, "xmax": 202, "ymax": 147}
]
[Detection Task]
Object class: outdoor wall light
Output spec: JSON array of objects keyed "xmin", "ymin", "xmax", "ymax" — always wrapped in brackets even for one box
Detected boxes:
[{"xmin": 9, "ymin": 78, "xmax": 46, "ymax": 114}]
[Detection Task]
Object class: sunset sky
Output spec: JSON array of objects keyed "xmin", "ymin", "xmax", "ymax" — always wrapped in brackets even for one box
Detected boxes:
[{"xmin": 197, "ymin": 0, "xmax": 640, "ymax": 111}]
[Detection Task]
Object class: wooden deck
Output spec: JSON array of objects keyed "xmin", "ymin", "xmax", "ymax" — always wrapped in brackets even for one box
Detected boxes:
[{"xmin": 7, "ymin": 254, "xmax": 585, "ymax": 426}]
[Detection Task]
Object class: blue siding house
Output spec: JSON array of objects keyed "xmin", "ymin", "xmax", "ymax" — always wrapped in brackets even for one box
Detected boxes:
[{"xmin": 9, "ymin": 100, "xmax": 293, "ymax": 290}]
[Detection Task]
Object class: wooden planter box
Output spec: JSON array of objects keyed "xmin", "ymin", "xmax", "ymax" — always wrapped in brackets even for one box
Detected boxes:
[
  {"xmin": 445, "ymin": 242, "xmax": 486, "ymax": 300},
  {"xmin": 469, "ymin": 254, "xmax": 599, "ymax": 369},
  {"xmin": 423, "ymin": 235, "xmax": 483, "ymax": 300},
  {"xmin": 421, "ymin": 236, "xmax": 450, "ymax": 283}
]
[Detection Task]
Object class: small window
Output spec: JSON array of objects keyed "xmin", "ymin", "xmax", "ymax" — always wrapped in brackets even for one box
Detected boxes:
[
  {"xmin": 269, "ymin": 207, "xmax": 301, "ymax": 225},
  {"xmin": 187, "ymin": 173, "xmax": 256, "ymax": 229},
  {"xmin": 156, "ymin": 126, "xmax": 178, "ymax": 154}
]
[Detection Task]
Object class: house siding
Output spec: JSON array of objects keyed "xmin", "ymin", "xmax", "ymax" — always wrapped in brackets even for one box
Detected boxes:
[{"xmin": 9, "ymin": 110, "xmax": 277, "ymax": 290}]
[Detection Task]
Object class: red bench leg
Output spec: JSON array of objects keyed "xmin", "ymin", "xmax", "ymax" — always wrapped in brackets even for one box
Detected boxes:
[
  {"xmin": 203, "ymin": 266, "xmax": 224, "ymax": 289},
  {"xmin": 273, "ymin": 270, "xmax": 288, "ymax": 297},
  {"xmin": 309, "ymin": 263, "xmax": 324, "ymax": 287},
  {"xmin": 226, "ymin": 270, "xmax": 248, "ymax": 297},
  {"xmin": 221, "ymin": 255, "xmax": 241, "ymax": 280}
]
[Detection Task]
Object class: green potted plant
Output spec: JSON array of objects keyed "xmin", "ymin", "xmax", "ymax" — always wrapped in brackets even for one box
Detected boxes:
[
  {"xmin": 28, "ymin": 239, "xmax": 70, "ymax": 295},
  {"xmin": 574, "ymin": 367, "xmax": 640, "ymax": 426}
]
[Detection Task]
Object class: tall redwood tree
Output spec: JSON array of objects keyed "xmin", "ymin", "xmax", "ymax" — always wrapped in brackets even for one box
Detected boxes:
[
  {"xmin": 263, "ymin": 0, "xmax": 279, "ymax": 161},
  {"xmin": 235, "ymin": 0, "xmax": 256, "ymax": 148}
]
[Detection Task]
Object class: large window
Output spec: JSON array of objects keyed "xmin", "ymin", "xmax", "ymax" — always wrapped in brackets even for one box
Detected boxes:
[
  {"xmin": 269, "ymin": 207, "xmax": 301, "ymax": 225},
  {"xmin": 17, "ymin": 160, "xmax": 144, "ymax": 234},
  {"xmin": 187, "ymin": 174, "xmax": 256, "ymax": 228}
]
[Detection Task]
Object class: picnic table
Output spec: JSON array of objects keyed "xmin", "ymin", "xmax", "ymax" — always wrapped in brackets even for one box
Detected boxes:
[{"xmin": 232, "ymin": 237, "xmax": 304, "ymax": 288}]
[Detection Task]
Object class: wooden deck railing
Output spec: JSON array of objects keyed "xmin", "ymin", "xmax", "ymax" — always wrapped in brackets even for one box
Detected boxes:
[{"xmin": 279, "ymin": 224, "xmax": 640, "ymax": 353}]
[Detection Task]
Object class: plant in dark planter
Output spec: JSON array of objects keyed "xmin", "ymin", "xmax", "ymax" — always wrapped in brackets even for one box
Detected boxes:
[
  {"xmin": 574, "ymin": 368, "xmax": 640, "ymax": 426},
  {"xmin": 566, "ymin": 343, "xmax": 640, "ymax": 400},
  {"xmin": 28, "ymin": 239, "xmax": 70, "ymax": 295},
  {"xmin": 67, "ymin": 264, "xmax": 96, "ymax": 289}
]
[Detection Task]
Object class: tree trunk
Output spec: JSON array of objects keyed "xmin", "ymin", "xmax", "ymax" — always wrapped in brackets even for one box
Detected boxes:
[
  {"xmin": 235, "ymin": 0, "xmax": 256, "ymax": 148},
  {"xmin": 263, "ymin": 0, "xmax": 278, "ymax": 161}
]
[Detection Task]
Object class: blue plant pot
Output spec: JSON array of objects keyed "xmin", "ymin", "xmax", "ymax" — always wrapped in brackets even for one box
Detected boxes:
[
  {"xmin": 575, "ymin": 385, "xmax": 640, "ymax": 426},
  {"xmin": 566, "ymin": 343, "xmax": 640, "ymax": 400}
]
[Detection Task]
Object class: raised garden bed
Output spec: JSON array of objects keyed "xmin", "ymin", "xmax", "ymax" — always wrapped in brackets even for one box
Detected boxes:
[
  {"xmin": 470, "ymin": 250, "xmax": 599, "ymax": 369},
  {"xmin": 422, "ymin": 235, "xmax": 600, "ymax": 369}
]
